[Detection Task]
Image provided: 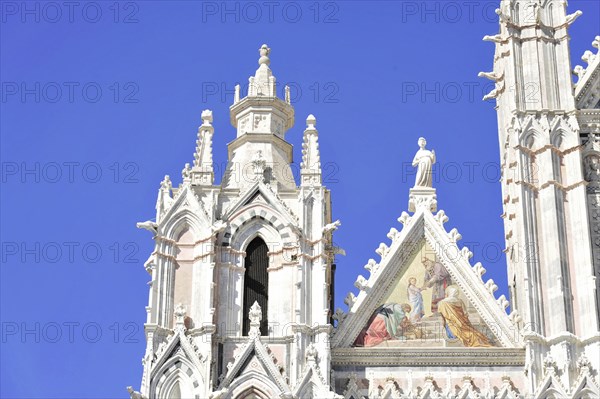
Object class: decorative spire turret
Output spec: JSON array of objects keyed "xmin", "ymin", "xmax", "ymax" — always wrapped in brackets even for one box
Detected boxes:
[
  {"xmin": 229, "ymin": 44, "xmax": 294, "ymax": 139},
  {"xmin": 190, "ymin": 109, "xmax": 215, "ymax": 186},
  {"xmin": 248, "ymin": 44, "xmax": 275, "ymax": 97},
  {"xmin": 301, "ymin": 114, "xmax": 322, "ymax": 187}
]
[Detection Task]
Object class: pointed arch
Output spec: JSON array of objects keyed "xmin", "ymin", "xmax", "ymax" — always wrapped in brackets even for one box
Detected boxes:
[
  {"xmin": 166, "ymin": 381, "xmax": 181, "ymax": 399},
  {"xmin": 151, "ymin": 354, "xmax": 203, "ymax": 399},
  {"xmin": 520, "ymin": 129, "xmax": 541, "ymax": 150},
  {"xmin": 550, "ymin": 128, "xmax": 566, "ymax": 149},
  {"xmin": 297, "ymin": 381, "xmax": 317, "ymax": 398},
  {"xmin": 236, "ymin": 386, "xmax": 271, "ymax": 399},
  {"xmin": 162, "ymin": 208, "xmax": 206, "ymax": 242},
  {"xmin": 230, "ymin": 216, "xmax": 282, "ymax": 254},
  {"xmin": 534, "ymin": 374, "xmax": 568, "ymax": 399},
  {"xmin": 224, "ymin": 370, "xmax": 284, "ymax": 399}
]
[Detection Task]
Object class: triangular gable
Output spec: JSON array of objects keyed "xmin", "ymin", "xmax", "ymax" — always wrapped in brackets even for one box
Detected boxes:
[
  {"xmin": 571, "ymin": 364, "xmax": 600, "ymax": 399},
  {"xmin": 342, "ymin": 374, "xmax": 365, "ymax": 399},
  {"xmin": 159, "ymin": 183, "xmax": 212, "ymax": 234},
  {"xmin": 333, "ymin": 207, "xmax": 518, "ymax": 349},
  {"xmin": 293, "ymin": 367, "xmax": 331, "ymax": 398},
  {"xmin": 418, "ymin": 376, "xmax": 442, "ymax": 399},
  {"xmin": 534, "ymin": 372, "xmax": 568, "ymax": 399},
  {"xmin": 456, "ymin": 377, "xmax": 480, "ymax": 399},
  {"xmin": 150, "ymin": 330, "xmax": 205, "ymax": 382},
  {"xmin": 378, "ymin": 378, "xmax": 403, "ymax": 398},
  {"xmin": 218, "ymin": 336, "xmax": 290, "ymax": 394},
  {"xmin": 496, "ymin": 376, "xmax": 520, "ymax": 399},
  {"xmin": 221, "ymin": 181, "xmax": 298, "ymax": 227}
]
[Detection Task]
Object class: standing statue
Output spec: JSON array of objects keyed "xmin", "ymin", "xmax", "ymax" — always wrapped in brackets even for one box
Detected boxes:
[
  {"xmin": 412, "ymin": 137, "xmax": 436, "ymax": 188},
  {"xmin": 421, "ymin": 258, "xmax": 451, "ymax": 314}
]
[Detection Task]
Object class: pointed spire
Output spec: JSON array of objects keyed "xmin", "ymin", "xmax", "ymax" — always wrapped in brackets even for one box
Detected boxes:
[
  {"xmin": 301, "ymin": 114, "xmax": 322, "ymax": 187},
  {"xmin": 156, "ymin": 175, "xmax": 173, "ymax": 222},
  {"xmin": 248, "ymin": 44, "xmax": 276, "ymax": 97},
  {"xmin": 229, "ymin": 44, "xmax": 294, "ymax": 140},
  {"xmin": 191, "ymin": 109, "xmax": 214, "ymax": 186}
]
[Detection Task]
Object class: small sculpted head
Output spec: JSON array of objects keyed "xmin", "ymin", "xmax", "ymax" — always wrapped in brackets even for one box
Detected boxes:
[{"xmin": 418, "ymin": 137, "xmax": 427, "ymax": 149}]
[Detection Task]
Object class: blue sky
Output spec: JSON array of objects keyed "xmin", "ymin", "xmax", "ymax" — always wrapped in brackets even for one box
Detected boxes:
[{"xmin": 1, "ymin": 1, "xmax": 598, "ymax": 397}]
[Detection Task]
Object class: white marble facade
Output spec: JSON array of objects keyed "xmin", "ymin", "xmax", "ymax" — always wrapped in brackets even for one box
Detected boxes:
[{"xmin": 133, "ymin": 2, "xmax": 600, "ymax": 397}]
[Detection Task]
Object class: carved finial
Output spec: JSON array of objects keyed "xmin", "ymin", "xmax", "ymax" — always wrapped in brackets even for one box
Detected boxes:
[
  {"xmin": 160, "ymin": 175, "xmax": 172, "ymax": 191},
  {"xmin": 285, "ymin": 85, "xmax": 291, "ymax": 104},
  {"xmin": 201, "ymin": 109, "xmax": 213, "ymax": 125},
  {"xmin": 577, "ymin": 354, "xmax": 592, "ymax": 372},
  {"xmin": 344, "ymin": 292, "xmax": 357, "ymax": 307},
  {"xmin": 485, "ymin": 279, "xmax": 498, "ymax": 294},
  {"xmin": 234, "ymin": 84, "xmax": 240, "ymax": 103},
  {"xmin": 301, "ymin": 113, "xmax": 322, "ymax": 186},
  {"xmin": 398, "ymin": 211, "xmax": 412, "ymax": 227},
  {"xmin": 543, "ymin": 354, "xmax": 558, "ymax": 375},
  {"xmin": 573, "ymin": 65, "xmax": 586, "ymax": 82},
  {"xmin": 509, "ymin": 310, "xmax": 522, "ymax": 325},
  {"xmin": 364, "ymin": 259, "xmax": 379, "ymax": 275},
  {"xmin": 192, "ymin": 109, "xmax": 215, "ymax": 186},
  {"xmin": 582, "ymin": 50, "xmax": 597, "ymax": 66},
  {"xmin": 249, "ymin": 301, "xmax": 262, "ymax": 337},
  {"xmin": 435, "ymin": 210, "xmax": 449, "ymax": 225},
  {"xmin": 448, "ymin": 228, "xmax": 462, "ymax": 243},
  {"xmin": 387, "ymin": 227, "xmax": 400, "ymax": 242},
  {"xmin": 258, "ymin": 44, "xmax": 271, "ymax": 66},
  {"xmin": 497, "ymin": 295, "xmax": 510, "ymax": 310},
  {"xmin": 472, "ymin": 262, "xmax": 486, "ymax": 279},
  {"xmin": 306, "ymin": 343, "xmax": 318, "ymax": 362},
  {"xmin": 495, "ymin": 8, "xmax": 511, "ymax": 23},
  {"xmin": 354, "ymin": 275, "xmax": 368, "ymax": 291},
  {"xmin": 182, "ymin": 163, "xmax": 192, "ymax": 182},
  {"xmin": 593, "ymin": 36, "xmax": 600, "ymax": 49},
  {"xmin": 174, "ymin": 303, "xmax": 187, "ymax": 332},
  {"xmin": 376, "ymin": 243, "xmax": 389, "ymax": 259},
  {"xmin": 333, "ymin": 308, "xmax": 346, "ymax": 324}
]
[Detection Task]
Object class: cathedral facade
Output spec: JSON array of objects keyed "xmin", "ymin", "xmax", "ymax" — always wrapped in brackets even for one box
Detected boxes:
[{"xmin": 132, "ymin": 1, "xmax": 600, "ymax": 397}]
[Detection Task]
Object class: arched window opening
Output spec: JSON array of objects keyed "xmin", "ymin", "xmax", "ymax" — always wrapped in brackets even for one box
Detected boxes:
[
  {"xmin": 242, "ymin": 237, "xmax": 269, "ymax": 335},
  {"xmin": 168, "ymin": 381, "xmax": 181, "ymax": 399}
]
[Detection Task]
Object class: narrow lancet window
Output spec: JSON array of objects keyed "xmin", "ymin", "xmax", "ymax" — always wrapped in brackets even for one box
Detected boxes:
[{"xmin": 242, "ymin": 237, "xmax": 269, "ymax": 335}]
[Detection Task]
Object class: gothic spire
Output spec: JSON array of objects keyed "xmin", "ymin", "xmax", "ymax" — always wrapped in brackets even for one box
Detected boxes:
[
  {"xmin": 247, "ymin": 44, "xmax": 276, "ymax": 97},
  {"xmin": 190, "ymin": 109, "xmax": 214, "ymax": 186},
  {"xmin": 301, "ymin": 114, "xmax": 322, "ymax": 187}
]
